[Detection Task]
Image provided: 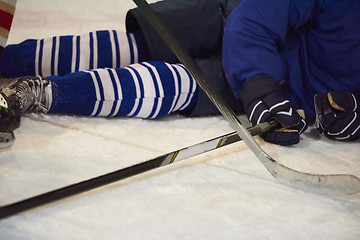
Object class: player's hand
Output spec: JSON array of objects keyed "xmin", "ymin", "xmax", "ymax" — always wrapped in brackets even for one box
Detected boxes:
[
  {"xmin": 314, "ymin": 91, "xmax": 360, "ymax": 141},
  {"xmin": 240, "ymin": 75, "xmax": 307, "ymax": 146}
]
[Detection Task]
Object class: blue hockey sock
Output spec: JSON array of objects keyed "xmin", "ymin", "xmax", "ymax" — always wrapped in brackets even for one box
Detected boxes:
[
  {"xmin": 47, "ymin": 61, "xmax": 198, "ymax": 119},
  {"xmin": 0, "ymin": 30, "xmax": 150, "ymax": 78}
]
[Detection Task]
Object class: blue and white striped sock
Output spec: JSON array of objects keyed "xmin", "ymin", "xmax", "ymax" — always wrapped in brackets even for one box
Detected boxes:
[
  {"xmin": 48, "ymin": 61, "xmax": 198, "ymax": 119},
  {"xmin": 0, "ymin": 30, "xmax": 149, "ymax": 78}
]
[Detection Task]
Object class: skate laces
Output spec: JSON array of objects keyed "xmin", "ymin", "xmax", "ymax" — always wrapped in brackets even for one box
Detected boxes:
[
  {"xmin": 1, "ymin": 76, "xmax": 51, "ymax": 114},
  {"xmin": 17, "ymin": 76, "xmax": 50, "ymax": 113}
]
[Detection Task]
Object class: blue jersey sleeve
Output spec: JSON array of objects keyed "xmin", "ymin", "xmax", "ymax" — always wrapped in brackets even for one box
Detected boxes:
[{"xmin": 222, "ymin": 0, "xmax": 320, "ymax": 98}]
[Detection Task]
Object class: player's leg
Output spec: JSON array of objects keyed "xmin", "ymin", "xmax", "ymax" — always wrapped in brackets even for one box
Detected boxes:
[
  {"xmin": 0, "ymin": 61, "xmax": 198, "ymax": 119},
  {"xmin": 0, "ymin": 30, "xmax": 150, "ymax": 78},
  {"xmin": 126, "ymin": 0, "xmax": 225, "ymax": 64}
]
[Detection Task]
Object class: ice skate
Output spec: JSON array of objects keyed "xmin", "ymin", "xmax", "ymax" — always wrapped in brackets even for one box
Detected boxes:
[
  {"xmin": 0, "ymin": 104, "xmax": 20, "ymax": 131},
  {"xmin": 0, "ymin": 76, "xmax": 52, "ymax": 115},
  {"xmin": 0, "ymin": 105, "xmax": 19, "ymax": 149},
  {"xmin": 0, "ymin": 130, "xmax": 15, "ymax": 150}
]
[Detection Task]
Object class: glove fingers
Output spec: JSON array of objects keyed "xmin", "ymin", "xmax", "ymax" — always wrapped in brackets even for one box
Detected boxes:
[
  {"xmin": 261, "ymin": 128, "xmax": 300, "ymax": 146},
  {"xmin": 293, "ymin": 118, "xmax": 308, "ymax": 135},
  {"xmin": 259, "ymin": 119, "xmax": 307, "ymax": 146},
  {"xmin": 263, "ymin": 92, "xmax": 302, "ymax": 127},
  {"xmin": 246, "ymin": 100, "xmax": 272, "ymax": 125},
  {"xmin": 329, "ymin": 91, "xmax": 359, "ymax": 112},
  {"xmin": 315, "ymin": 93, "xmax": 360, "ymax": 141},
  {"xmin": 322, "ymin": 111, "xmax": 360, "ymax": 141}
]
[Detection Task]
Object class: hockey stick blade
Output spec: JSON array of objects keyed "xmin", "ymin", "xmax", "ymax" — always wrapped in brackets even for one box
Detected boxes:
[
  {"xmin": 0, "ymin": 122, "xmax": 276, "ymax": 220},
  {"xmin": 132, "ymin": 0, "xmax": 360, "ymax": 196}
]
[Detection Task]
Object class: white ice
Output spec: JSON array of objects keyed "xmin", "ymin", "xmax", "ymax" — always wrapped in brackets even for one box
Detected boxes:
[{"xmin": 1, "ymin": 0, "xmax": 360, "ymax": 239}]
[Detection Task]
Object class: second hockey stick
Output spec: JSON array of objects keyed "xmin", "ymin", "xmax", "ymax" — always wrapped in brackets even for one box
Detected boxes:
[
  {"xmin": 132, "ymin": 0, "xmax": 360, "ymax": 196},
  {"xmin": 0, "ymin": 122, "xmax": 275, "ymax": 220}
]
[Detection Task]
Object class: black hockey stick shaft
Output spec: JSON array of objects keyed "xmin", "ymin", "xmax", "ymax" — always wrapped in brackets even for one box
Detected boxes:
[
  {"xmin": 0, "ymin": 122, "xmax": 275, "ymax": 220},
  {"xmin": 131, "ymin": 0, "xmax": 360, "ymax": 196}
]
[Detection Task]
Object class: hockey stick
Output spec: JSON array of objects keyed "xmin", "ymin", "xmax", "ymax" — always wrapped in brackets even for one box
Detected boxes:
[
  {"xmin": 0, "ymin": 122, "xmax": 275, "ymax": 220},
  {"xmin": 132, "ymin": 0, "xmax": 360, "ymax": 195}
]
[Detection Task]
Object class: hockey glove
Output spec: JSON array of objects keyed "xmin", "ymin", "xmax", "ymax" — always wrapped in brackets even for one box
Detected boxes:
[
  {"xmin": 314, "ymin": 91, "xmax": 360, "ymax": 141},
  {"xmin": 240, "ymin": 75, "xmax": 307, "ymax": 146}
]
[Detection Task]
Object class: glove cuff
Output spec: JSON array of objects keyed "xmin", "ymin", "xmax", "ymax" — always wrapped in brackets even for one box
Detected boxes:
[{"xmin": 240, "ymin": 74, "xmax": 280, "ymax": 109}]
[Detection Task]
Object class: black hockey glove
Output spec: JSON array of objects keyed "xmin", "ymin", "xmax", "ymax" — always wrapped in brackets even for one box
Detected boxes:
[
  {"xmin": 314, "ymin": 91, "xmax": 360, "ymax": 141},
  {"xmin": 240, "ymin": 75, "xmax": 307, "ymax": 146}
]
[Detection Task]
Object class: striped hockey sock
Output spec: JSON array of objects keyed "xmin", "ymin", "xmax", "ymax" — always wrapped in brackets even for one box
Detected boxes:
[
  {"xmin": 0, "ymin": 30, "xmax": 149, "ymax": 78},
  {"xmin": 48, "ymin": 61, "xmax": 198, "ymax": 119},
  {"xmin": 0, "ymin": 0, "xmax": 16, "ymax": 58}
]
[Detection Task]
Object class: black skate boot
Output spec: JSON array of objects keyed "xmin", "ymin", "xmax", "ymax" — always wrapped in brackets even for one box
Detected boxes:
[
  {"xmin": 0, "ymin": 105, "xmax": 18, "ymax": 150},
  {"xmin": 0, "ymin": 92, "xmax": 19, "ymax": 149},
  {"xmin": 0, "ymin": 76, "xmax": 52, "ymax": 115},
  {"xmin": 0, "ymin": 105, "xmax": 20, "ymax": 131},
  {"xmin": 0, "ymin": 76, "xmax": 21, "ymax": 131}
]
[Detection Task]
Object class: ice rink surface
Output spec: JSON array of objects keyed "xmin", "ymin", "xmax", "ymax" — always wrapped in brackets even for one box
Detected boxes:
[{"xmin": 0, "ymin": 0, "xmax": 360, "ymax": 239}]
